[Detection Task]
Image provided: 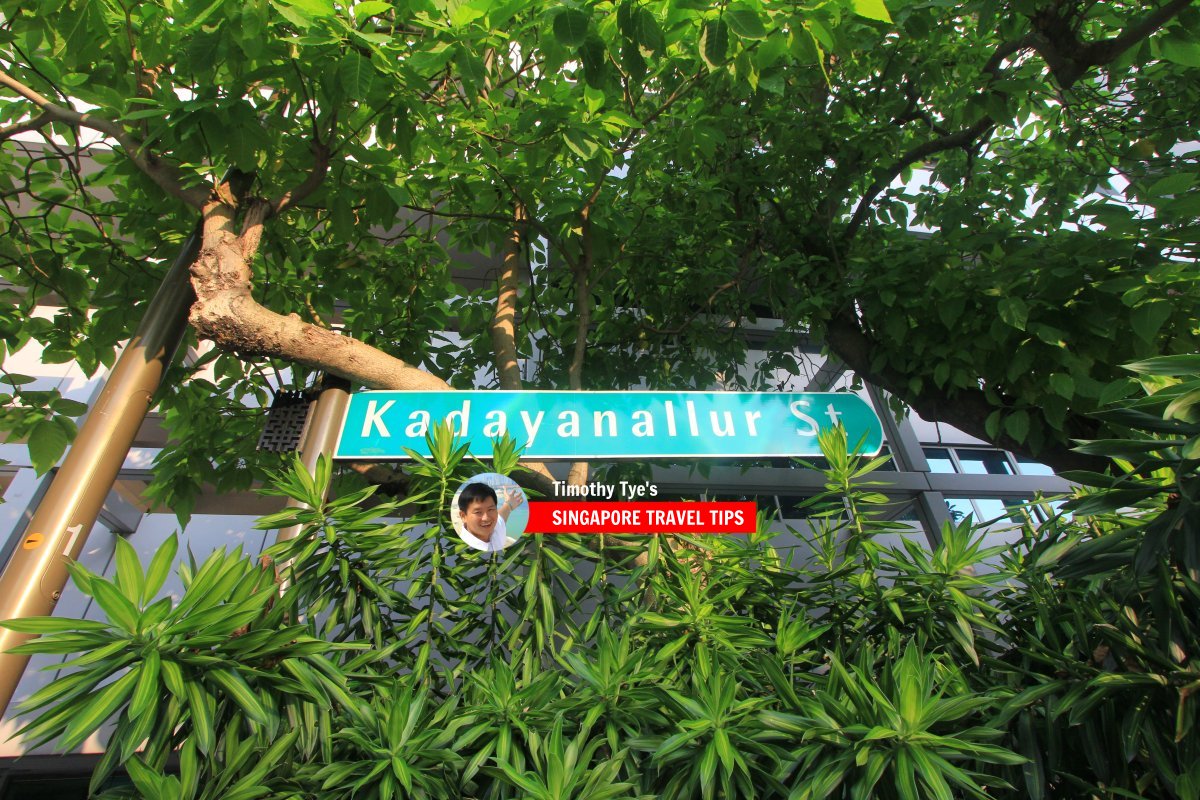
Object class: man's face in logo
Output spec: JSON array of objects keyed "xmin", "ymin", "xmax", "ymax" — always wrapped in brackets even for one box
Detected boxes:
[{"xmin": 459, "ymin": 497, "xmax": 498, "ymax": 541}]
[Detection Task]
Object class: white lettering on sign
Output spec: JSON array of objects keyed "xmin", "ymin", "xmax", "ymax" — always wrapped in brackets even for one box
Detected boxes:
[
  {"xmin": 336, "ymin": 391, "xmax": 882, "ymax": 460},
  {"xmin": 594, "ymin": 410, "xmax": 617, "ymax": 437},
  {"xmin": 361, "ymin": 400, "xmax": 395, "ymax": 438},
  {"xmin": 825, "ymin": 404, "xmax": 843, "ymax": 425},
  {"xmin": 445, "ymin": 401, "xmax": 471, "ymax": 435},
  {"xmin": 789, "ymin": 400, "xmax": 820, "ymax": 436},
  {"xmin": 710, "ymin": 410, "xmax": 734, "ymax": 437},
  {"xmin": 632, "ymin": 410, "xmax": 654, "ymax": 437},
  {"xmin": 557, "ymin": 410, "xmax": 580, "ymax": 437},
  {"xmin": 405, "ymin": 410, "xmax": 430, "ymax": 437},
  {"xmin": 483, "ymin": 410, "xmax": 507, "ymax": 438},
  {"xmin": 520, "ymin": 410, "xmax": 545, "ymax": 446}
]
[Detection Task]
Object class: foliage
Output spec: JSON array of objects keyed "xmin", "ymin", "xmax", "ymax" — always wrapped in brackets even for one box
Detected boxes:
[
  {"xmin": 5, "ymin": 359, "xmax": 1200, "ymax": 798},
  {"xmin": 0, "ymin": 0, "xmax": 1196, "ymax": 507}
]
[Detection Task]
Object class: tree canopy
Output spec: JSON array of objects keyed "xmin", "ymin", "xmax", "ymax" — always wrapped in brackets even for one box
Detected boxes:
[{"xmin": 0, "ymin": 0, "xmax": 1197, "ymax": 507}]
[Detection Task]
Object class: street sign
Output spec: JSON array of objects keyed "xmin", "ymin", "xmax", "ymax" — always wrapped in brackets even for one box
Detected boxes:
[{"xmin": 334, "ymin": 391, "xmax": 882, "ymax": 461}]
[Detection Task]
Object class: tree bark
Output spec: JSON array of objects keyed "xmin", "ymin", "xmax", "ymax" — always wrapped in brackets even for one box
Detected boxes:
[
  {"xmin": 825, "ymin": 312, "xmax": 1106, "ymax": 474},
  {"xmin": 489, "ymin": 204, "xmax": 526, "ymax": 391},
  {"xmin": 188, "ymin": 195, "xmax": 558, "ymax": 495},
  {"xmin": 565, "ymin": 202, "xmax": 596, "ymax": 488}
]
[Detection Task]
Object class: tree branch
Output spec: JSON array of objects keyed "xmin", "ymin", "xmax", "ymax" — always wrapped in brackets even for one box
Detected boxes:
[
  {"xmin": 489, "ymin": 203, "xmax": 526, "ymax": 390},
  {"xmin": 0, "ymin": 112, "xmax": 51, "ymax": 141},
  {"xmin": 843, "ymin": 117, "xmax": 993, "ymax": 241},
  {"xmin": 1050, "ymin": 0, "xmax": 1193, "ymax": 86},
  {"xmin": 270, "ymin": 141, "xmax": 331, "ymax": 216},
  {"xmin": 824, "ymin": 311, "xmax": 1105, "ymax": 473},
  {"xmin": 0, "ymin": 68, "xmax": 208, "ymax": 209},
  {"xmin": 191, "ymin": 199, "xmax": 560, "ymax": 493}
]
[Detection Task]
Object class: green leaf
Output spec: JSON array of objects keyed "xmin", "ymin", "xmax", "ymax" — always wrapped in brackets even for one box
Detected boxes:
[
  {"xmin": 1156, "ymin": 33, "xmax": 1200, "ymax": 67},
  {"xmin": 339, "ymin": 51, "xmax": 375, "ymax": 100},
  {"xmin": 563, "ymin": 128, "xmax": 599, "ymax": 160},
  {"xmin": 113, "ymin": 537, "xmax": 145, "ymax": 606},
  {"xmin": 553, "ymin": 9, "xmax": 590, "ymax": 47},
  {"xmin": 632, "ymin": 9, "xmax": 663, "ymax": 53},
  {"xmin": 1049, "ymin": 373, "xmax": 1074, "ymax": 399},
  {"xmin": 186, "ymin": 679, "xmax": 217, "ymax": 755},
  {"xmin": 1130, "ymin": 301, "xmax": 1172, "ymax": 342},
  {"xmin": 1165, "ymin": 388, "xmax": 1200, "ymax": 423},
  {"xmin": 0, "ymin": 617, "xmax": 110, "ymax": 634},
  {"xmin": 129, "ymin": 649, "xmax": 161, "ymax": 721},
  {"xmin": 726, "ymin": 5, "xmax": 766, "ymax": 39},
  {"xmin": 354, "ymin": 0, "xmax": 392, "ymax": 21},
  {"xmin": 92, "ymin": 579, "xmax": 141, "ymax": 633},
  {"xmin": 852, "ymin": 0, "xmax": 892, "ymax": 23},
  {"xmin": 272, "ymin": 0, "xmax": 335, "ymax": 19},
  {"xmin": 997, "ymin": 297, "xmax": 1028, "ymax": 331},
  {"xmin": 142, "ymin": 533, "xmax": 178, "ymax": 604},
  {"xmin": 985, "ymin": 410, "xmax": 1001, "ymax": 439},
  {"xmin": 700, "ymin": 19, "xmax": 730, "ymax": 69},
  {"xmin": 60, "ymin": 669, "xmax": 139, "ymax": 750},
  {"xmin": 209, "ymin": 669, "xmax": 269, "ymax": 724},
  {"xmin": 1123, "ymin": 354, "xmax": 1200, "ymax": 376},
  {"xmin": 51, "ymin": 398, "xmax": 89, "ymax": 416},
  {"xmin": 1148, "ymin": 172, "xmax": 1193, "ymax": 197},
  {"xmin": 1004, "ymin": 409, "xmax": 1030, "ymax": 444},
  {"xmin": 28, "ymin": 418, "xmax": 69, "ymax": 474}
]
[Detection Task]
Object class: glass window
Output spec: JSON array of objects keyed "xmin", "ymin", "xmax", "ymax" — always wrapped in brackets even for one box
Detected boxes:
[
  {"xmin": 955, "ymin": 449, "xmax": 1014, "ymax": 475},
  {"xmin": 923, "ymin": 448, "xmax": 956, "ymax": 474},
  {"xmin": 945, "ymin": 496, "xmax": 974, "ymax": 523},
  {"xmin": 973, "ymin": 498, "xmax": 1024, "ymax": 524},
  {"xmin": 1016, "ymin": 456, "xmax": 1055, "ymax": 476}
]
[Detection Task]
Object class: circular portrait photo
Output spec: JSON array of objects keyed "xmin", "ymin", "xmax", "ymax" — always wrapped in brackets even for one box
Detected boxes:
[{"xmin": 451, "ymin": 473, "xmax": 528, "ymax": 553}]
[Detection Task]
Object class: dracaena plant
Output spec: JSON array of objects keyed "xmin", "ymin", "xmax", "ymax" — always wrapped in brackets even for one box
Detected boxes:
[
  {"xmin": 6, "ymin": 372, "xmax": 1200, "ymax": 799},
  {"xmin": 979, "ymin": 354, "xmax": 1200, "ymax": 799},
  {"xmin": 0, "ymin": 537, "xmax": 343, "ymax": 798},
  {"xmin": 762, "ymin": 643, "xmax": 1024, "ymax": 800}
]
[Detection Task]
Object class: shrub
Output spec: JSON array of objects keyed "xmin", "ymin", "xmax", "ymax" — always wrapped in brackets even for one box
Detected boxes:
[{"xmin": 4, "ymin": 357, "xmax": 1199, "ymax": 798}]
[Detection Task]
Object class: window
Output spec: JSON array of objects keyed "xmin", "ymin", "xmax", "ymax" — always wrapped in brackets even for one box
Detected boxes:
[
  {"xmin": 923, "ymin": 447, "xmax": 956, "ymax": 474},
  {"xmin": 945, "ymin": 497, "xmax": 1025, "ymax": 525},
  {"xmin": 1015, "ymin": 456, "xmax": 1055, "ymax": 476},
  {"xmin": 955, "ymin": 449, "xmax": 1014, "ymax": 475}
]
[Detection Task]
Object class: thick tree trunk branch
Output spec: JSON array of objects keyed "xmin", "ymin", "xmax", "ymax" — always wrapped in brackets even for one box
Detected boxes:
[
  {"xmin": 825, "ymin": 312, "xmax": 1104, "ymax": 473},
  {"xmin": 191, "ymin": 201, "xmax": 452, "ymax": 390},
  {"xmin": 489, "ymin": 204, "xmax": 526, "ymax": 390},
  {"xmin": 1035, "ymin": 0, "xmax": 1193, "ymax": 86},
  {"xmin": 190, "ymin": 199, "xmax": 558, "ymax": 495},
  {"xmin": 0, "ymin": 112, "xmax": 50, "ymax": 141},
  {"xmin": 565, "ymin": 200, "xmax": 597, "ymax": 488},
  {"xmin": 0, "ymin": 68, "xmax": 208, "ymax": 209}
]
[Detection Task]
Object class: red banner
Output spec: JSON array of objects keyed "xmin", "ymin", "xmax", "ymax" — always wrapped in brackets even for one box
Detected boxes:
[{"xmin": 525, "ymin": 501, "xmax": 756, "ymax": 534}]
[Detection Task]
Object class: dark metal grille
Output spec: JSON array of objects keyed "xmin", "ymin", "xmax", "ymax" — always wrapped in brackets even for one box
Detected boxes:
[{"xmin": 256, "ymin": 391, "xmax": 313, "ymax": 452}]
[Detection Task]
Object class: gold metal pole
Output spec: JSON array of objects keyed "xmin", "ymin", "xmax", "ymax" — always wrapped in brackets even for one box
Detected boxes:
[
  {"xmin": 0, "ymin": 228, "xmax": 200, "ymax": 715},
  {"xmin": 273, "ymin": 376, "xmax": 351, "ymax": 545}
]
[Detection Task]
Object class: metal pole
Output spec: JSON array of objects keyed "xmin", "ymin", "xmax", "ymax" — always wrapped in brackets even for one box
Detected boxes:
[
  {"xmin": 0, "ymin": 227, "xmax": 200, "ymax": 715},
  {"xmin": 273, "ymin": 376, "xmax": 351, "ymax": 545}
]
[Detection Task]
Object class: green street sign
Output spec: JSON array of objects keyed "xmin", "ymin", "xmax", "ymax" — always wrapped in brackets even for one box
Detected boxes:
[{"xmin": 334, "ymin": 391, "xmax": 882, "ymax": 460}]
